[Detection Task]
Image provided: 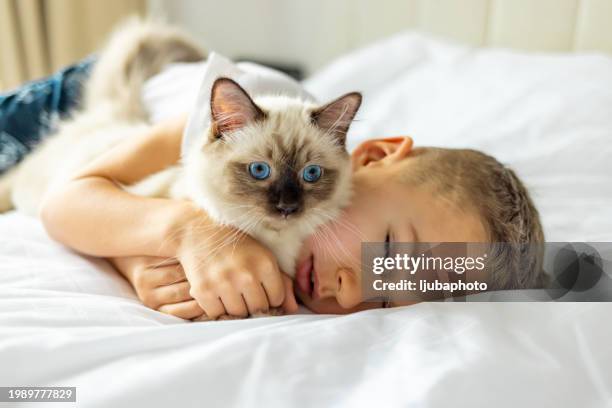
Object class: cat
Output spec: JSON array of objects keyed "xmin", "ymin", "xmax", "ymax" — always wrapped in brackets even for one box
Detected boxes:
[
  {"xmin": 0, "ymin": 20, "xmax": 361, "ymax": 309},
  {"xmin": 162, "ymin": 76, "xmax": 361, "ymax": 278}
]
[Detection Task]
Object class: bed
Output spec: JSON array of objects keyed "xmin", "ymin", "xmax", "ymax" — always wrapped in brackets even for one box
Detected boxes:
[{"xmin": 2, "ymin": 32, "xmax": 612, "ymax": 407}]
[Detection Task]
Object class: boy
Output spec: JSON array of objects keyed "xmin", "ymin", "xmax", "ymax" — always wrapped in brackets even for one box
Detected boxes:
[
  {"xmin": 32, "ymin": 21, "xmax": 544, "ymax": 318},
  {"xmin": 41, "ymin": 115, "xmax": 545, "ymax": 318}
]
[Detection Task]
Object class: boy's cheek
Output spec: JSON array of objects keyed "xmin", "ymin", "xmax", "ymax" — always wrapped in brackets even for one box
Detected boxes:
[
  {"xmin": 335, "ymin": 213, "xmax": 370, "ymax": 259},
  {"xmin": 322, "ymin": 225, "xmax": 362, "ymax": 271}
]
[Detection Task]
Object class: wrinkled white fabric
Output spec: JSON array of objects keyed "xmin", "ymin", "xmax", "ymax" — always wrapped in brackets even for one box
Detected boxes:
[
  {"xmin": 2, "ymin": 32, "xmax": 612, "ymax": 407},
  {"xmin": 304, "ymin": 33, "xmax": 612, "ymax": 242}
]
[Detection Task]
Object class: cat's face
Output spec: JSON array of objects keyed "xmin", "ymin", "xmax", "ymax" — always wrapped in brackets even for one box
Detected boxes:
[{"xmin": 187, "ymin": 78, "xmax": 361, "ymax": 233}]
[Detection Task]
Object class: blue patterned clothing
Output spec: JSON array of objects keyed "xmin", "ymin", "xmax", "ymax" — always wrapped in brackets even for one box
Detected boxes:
[{"xmin": 0, "ymin": 57, "xmax": 95, "ymax": 174}]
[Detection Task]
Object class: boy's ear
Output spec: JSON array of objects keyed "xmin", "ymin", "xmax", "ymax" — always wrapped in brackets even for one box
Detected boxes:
[
  {"xmin": 210, "ymin": 77, "xmax": 265, "ymax": 137},
  {"xmin": 311, "ymin": 92, "xmax": 362, "ymax": 147},
  {"xmin": 352, "ymin": 137, "xmax": 413, "ymax": 169}
]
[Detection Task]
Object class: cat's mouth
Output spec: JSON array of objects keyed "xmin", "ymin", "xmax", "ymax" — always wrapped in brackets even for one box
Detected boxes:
[
  {"xmin": 262, "ymin": 219, "xmax": 289, "ymax": 232},
  {"xmin": 296, "ymin": 255, "xmax": 318, "ymax": 298},
  {"xmin": 263, "ymin": 212, "xmax": 302, "ymax": 230}
]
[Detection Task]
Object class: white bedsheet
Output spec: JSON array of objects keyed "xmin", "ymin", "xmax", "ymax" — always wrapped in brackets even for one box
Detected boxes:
[
  {"xmin": 1, "ymin": 213, "xmax": 611, "ymax": 407},
  {"xmin": 2, "ymin": 33, "xmax": 612, "ymax": 407}
]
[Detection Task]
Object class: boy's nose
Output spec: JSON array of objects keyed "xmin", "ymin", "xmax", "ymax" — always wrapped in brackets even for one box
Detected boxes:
[{"xmin": 335, "ymin": 268, "xmax": 362, "ymax": 308}]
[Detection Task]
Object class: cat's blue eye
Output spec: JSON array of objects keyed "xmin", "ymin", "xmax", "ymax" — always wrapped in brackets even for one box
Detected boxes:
[
  {"xmin": 248, "ymin": 162, "xmax": 271, "ymax": 180},
  {"xmin": 303, "ymin": 165, "xmax": 322, "ymax": 183}
]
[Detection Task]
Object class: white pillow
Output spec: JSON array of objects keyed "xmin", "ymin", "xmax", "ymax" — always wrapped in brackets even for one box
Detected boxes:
[{"xmin": 304, "ymin": 32, "xmax": 612, "ymax": 241}]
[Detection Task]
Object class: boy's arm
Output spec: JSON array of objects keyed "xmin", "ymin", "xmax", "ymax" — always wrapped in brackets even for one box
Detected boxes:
[
  {"xmin": 40, "ymin": 115, "xmax": 291, "ymax": 319},
  {"xmin": 41, "ymin": 115, "xmax": 195, "ymax": 258}
]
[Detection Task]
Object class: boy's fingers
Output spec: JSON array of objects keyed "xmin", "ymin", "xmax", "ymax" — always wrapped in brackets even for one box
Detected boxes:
[
  {"xmin": 219, "ymin": 285, "xmax": 248, "ymax": 317},
  {"xmin": 242, "ymin": 283, "xmax": 269, "ymax": 315},
  {"xmin": 153, "ymin": 281, "xmax": 192, "ymax": 305},
  {"xmin": 281, "ymin": 274, "xmax": 299, "ymax": 314},
  {"xmin": 158, "ymin": 300, "xmax": 205, "ymax": 320},
  {"xmin": 148, "ymin": 263, "xmax": 186, "ymax": 287},
  {"xmin": 260, "ymin": 273, "xmax": 285, "ymax": 307},
  {"xmin": 196, "ymin": 292, "xmax": 226, "ymax": 320}
]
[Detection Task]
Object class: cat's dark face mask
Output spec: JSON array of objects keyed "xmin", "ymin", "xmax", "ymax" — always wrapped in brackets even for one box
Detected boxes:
[
  {"xmin": 267, "ymin": 168, "xmax": 304, "ymax": 218},
  {"xmin": 225, "ymin": 137, "xmax": 343, "ymax": 226}
]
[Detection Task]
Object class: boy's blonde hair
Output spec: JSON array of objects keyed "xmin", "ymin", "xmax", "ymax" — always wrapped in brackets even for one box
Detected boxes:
[{"xmin": 402, "ymin": 148, "xmax": 546, "ymax": 290}]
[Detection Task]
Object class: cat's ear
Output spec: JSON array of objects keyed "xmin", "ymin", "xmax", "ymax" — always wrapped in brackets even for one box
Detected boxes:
[
  {"xmin": 311, "ymin": 92, "xmax": 362, "ymax": 146},
  {"xmin": 210, "ymin": 77, "xmax": 265, "ymax": 137}
]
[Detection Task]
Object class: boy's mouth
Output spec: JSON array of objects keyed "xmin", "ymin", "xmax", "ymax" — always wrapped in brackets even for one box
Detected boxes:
[{"xmin": 296, "ymin": 255, "xmax": 317, "ymax": 298}]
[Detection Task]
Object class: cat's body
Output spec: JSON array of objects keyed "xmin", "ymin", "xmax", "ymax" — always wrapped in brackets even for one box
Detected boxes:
[
  {"xmin": 170, "ymin": 90, "xmax": 358, "ymax": 276},
  {"xmin": 3, "ymin": 19, "xmax": 206, "ymax": 215},
  {"xmin": 0, "ymin": 20, "xmax": 361, "ymax": 279}
]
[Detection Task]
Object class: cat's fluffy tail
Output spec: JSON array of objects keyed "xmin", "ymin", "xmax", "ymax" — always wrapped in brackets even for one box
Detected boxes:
[
  {"xmin": 84, "ymin": 17, "xmax": 205, "ymax": 120},
  {"xmin": 0, "ymin": 18, "xmax": 205, "ymax": 213}
]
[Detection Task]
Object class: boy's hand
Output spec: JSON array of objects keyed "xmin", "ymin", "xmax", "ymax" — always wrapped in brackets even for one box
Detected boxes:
[
  {"xmin": 177, "ymin": 217, "xmax": 296, "ymax": 319},
  {"xmin": 111, "ymin": 255, "xmax": 298, "ymax": 320},
  {"xmin": 111, "ymin": 256, "xmax": 204, "ymax": 319}
]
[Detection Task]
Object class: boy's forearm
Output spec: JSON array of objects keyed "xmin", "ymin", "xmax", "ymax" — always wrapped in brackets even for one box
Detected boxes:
[
  {"xmin": 39, "ymin": 116, "xmax": 200, "ymax": 259},
  {"xmin": 41, "ymin": 176, "xmax": 202, "ymax": 258}
]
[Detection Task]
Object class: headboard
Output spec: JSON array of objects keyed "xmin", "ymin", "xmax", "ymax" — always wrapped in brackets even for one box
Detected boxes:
[{"xmin": 151, "ymin": 0, "xmax": 612, "ymax": 74}]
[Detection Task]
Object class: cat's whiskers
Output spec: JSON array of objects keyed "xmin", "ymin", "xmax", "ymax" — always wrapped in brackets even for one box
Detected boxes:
[
  {"xmin": 322, "ymin": 221, "xmax": 361, "ymax": 269},
  {"xmin": 317, "ymin": 209, "xmax": 363, "ymax": 267},
  {"xmin": 230, "ymin": 214, "xmax": 265, "ymax": 257},
  {"xmin": 308, "ymin": 209, "xmax": 362, "ymax": 271},
  {"xmin": 201, "ymin": 207, "xmax": 261, "ymax": 257},
  {"xmin": 312, "ymin": 207, "xmax": 366, "ymax": 241},
  {"xmin": 302, "ymin": 216, "xmax": 327, "ymax": 276},
  {"xmin": 196, "ymin": 227, "xmax": 243, "ymax": 261},
  {"xmin": 318, "ymin": 225, "xmax": 346, "ymax": 269},
  {"xmin": 305, "ymin": 213, "xmax": 344, "ymax": 270},
  {"xmin": 306, "ymin": 217, "xmax": 326, "ymax": 263},
  {"xmin": 177, "ymin": 205, "xmax": 260, "ymax": 265},
  {"xmin": 205, "ymin": 204, "xmax": 266, "ymax": 258},
  {"xmin": 151, "ymin": 215, "xmax": 215, "ymax": 264}
]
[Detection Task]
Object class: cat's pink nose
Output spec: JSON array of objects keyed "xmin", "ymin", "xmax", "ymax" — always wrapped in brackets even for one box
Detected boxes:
[{"xmin": 276, "ymin": 203, "xmax": 299, "ymax": 217}]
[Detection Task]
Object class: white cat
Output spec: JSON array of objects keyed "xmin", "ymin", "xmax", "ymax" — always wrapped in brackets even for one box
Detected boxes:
[{"xmin": 166, "ymin": 76, "xmax": 360, "ymax": 276}]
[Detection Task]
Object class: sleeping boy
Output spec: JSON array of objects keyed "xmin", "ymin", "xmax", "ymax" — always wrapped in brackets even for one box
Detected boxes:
[
  {"xmin": 41, "ymin": 117, "xmax": 546, "ymax": 317},
  {"xmin": 6, "ymin": 21, "xmax": 547, "ymax": 318}
]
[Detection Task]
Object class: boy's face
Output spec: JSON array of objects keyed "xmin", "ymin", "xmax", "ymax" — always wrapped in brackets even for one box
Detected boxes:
[{"xmin": 295, "ymin": 137, "xmax": 488, "ymax": 313}]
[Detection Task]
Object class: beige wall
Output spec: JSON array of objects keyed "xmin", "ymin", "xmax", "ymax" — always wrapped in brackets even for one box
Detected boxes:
[
  {"xmin": 3, "ymin": 0, "xmax": 611, "ymax": 89},
  {"xmin": 0, "ymin": 0, "xmax": 144, "ymax": 90},
  {"xmin": 148, "ymin": 0, "xmax": 612, "ymax": 75}
]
